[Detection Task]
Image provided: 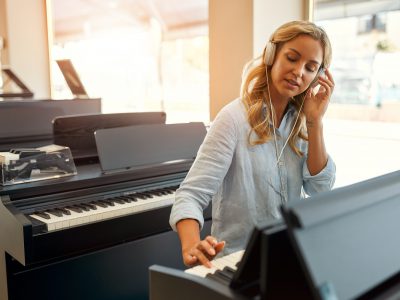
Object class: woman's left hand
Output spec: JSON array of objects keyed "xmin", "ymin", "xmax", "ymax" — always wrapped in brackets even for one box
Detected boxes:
[{"xmin": 303, "ymin": 68, "xmax": 335, "ymax": 124}]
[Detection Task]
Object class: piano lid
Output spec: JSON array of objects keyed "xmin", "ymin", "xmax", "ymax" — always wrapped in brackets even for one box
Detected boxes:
[{"xmin": 0, "ymin": 160, "xmax": 193, "ymax": 202}]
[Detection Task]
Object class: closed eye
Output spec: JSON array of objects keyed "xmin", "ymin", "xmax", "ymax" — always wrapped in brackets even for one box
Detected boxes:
[
  {"xmin": 306, "ymin": 66, "xmax": 317, "ymax": 72},
  {"xmin": 286, "ymin": 55, "xmax": 297, "ymax": 62}
]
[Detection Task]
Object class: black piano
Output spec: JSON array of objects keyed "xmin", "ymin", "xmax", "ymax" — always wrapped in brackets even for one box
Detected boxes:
[
  {"xmin": 150, "ymin": 171, "xmax": 400, "ymax": 300},
  {"xmin": 0, "ymin": 98, "xmax": 101, "ymax": 151},
  {"xmin": 0, "ymin": 122, "xmax": 211, "ymax": 300}
]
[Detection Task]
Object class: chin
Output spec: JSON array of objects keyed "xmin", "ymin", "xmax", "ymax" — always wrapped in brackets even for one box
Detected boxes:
[
  {"xmin": 282, "ymin": 86, "xmax": 307, "ymax": 99},
  {"xmin": 278, "ymin": 89, "xmax": 298, "ymax": 99}
]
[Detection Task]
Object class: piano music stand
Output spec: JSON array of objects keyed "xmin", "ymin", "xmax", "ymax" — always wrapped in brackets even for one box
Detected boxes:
[
  {"xmin": 281, "ymin": 170, "xmax": 400, "ymax": 300},
  {"xmin": 0, "ymin": 68, "xmax": 34, "ymax": 98},
  {"xmin": 53, "ymin": 112, "xmax": 166, "ymax": 161},
  {"xmin": 260, "ymin": 223, "xmax": 312, "ymax": 299},
  {"xmin": 56, "ymin": 59, "xmax": 88, "ymax": 99}
]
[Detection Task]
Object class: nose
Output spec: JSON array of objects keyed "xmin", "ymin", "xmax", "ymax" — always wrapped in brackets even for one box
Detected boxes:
[{"xmin": 292, "ymin": 63, "xmax": 305, "ymax": 78}]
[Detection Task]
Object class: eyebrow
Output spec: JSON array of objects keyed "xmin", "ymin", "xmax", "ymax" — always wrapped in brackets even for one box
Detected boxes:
[{"xmin": 288, "ymin": 48, "xmax": 321, "ymax": 66}]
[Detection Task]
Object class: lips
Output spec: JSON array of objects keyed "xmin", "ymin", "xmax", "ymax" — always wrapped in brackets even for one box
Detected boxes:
[{"xmin": 284, "ymin": 79, "xmax": 300, "ymax": 89}]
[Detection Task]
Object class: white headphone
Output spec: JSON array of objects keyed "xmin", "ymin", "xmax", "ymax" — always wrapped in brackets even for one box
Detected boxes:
[{"xmin": 264, "ymin": 41, "xmax": 276, "ymax": 66}]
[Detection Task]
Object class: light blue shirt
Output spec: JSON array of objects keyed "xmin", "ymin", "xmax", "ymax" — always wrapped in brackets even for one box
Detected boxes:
[{"xmin": 170, "ymin": 98, "xmax": 336, "ymax": 255}]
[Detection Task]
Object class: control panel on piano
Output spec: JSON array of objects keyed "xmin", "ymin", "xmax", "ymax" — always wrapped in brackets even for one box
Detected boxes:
[
  {"xmin": 185, "ymin": 250, "xmax": 245, "ymax": 285},
  {"xmin": 29, "ymin": 184, "xmax": 178, "ymax": 232}
]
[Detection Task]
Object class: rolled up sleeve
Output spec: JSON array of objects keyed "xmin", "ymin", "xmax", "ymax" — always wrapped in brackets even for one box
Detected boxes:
[{"xmin": 302, "ymin": 154, "xmax": 336, "ymax": 195}]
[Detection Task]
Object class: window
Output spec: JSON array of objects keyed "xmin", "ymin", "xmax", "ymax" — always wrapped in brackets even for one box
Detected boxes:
[
  {"xmin": 47, "ymin": 0, "xmax": 209, "ymax": 124},
  {"xmin": 314, "ymin": 0, "xmax": 400, "ymax": 188}
]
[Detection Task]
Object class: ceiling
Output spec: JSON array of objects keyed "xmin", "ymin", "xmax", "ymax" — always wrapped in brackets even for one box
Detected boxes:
[
  {"xmin": 50, "ymin": 0, "xmax": 208, "ymax": 41},
  {"xmin": 50, "ymin": 0, "xmax": 400, "ymax": 41}
]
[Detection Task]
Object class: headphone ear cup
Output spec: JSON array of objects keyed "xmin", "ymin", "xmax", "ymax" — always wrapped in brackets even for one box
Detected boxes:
[{"xmin": 265, "ymin": 42, "xmax": 276, "ymax": 66}]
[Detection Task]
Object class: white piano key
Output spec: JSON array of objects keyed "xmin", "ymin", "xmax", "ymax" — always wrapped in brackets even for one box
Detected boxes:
[
  {"xmin": 184, "ymin": 250, "xmax": 245, "ymax": 278},
  {"xmin": 29, "ymin": 191, "xmax": 176, "ymax": 232}
]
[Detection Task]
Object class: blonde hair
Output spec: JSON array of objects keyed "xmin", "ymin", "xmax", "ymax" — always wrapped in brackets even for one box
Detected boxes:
[{"xmin": 241, "ymin": 20, "xmax": 332, "ymax": 156}]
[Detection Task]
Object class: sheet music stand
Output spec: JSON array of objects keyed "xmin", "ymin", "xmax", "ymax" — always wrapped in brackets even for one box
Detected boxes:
[
  {"xmin": 56, "ymin": 59, "xmax": 88, "ymax": 99},
  {"xmin": 0, "ymin": 68, "xmax": 34, "ymax": 98},
  {"xmin": 281, "ymin": 170, "xmax": 400, "ymax": 300}
]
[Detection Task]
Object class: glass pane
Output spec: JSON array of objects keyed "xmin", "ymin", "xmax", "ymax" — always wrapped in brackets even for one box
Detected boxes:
[
  {"xmin": 48, "ymin": 0, "xmax": 209, "ymax": 124},
  {"xmin": 314, "ymin": 0, "xmax": 400, "ymax": 187}
]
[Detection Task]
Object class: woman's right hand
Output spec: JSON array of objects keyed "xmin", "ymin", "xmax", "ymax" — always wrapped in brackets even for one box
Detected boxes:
[{"xmin": 182, "ymin": 235, "xmax": 225, "ymax": 268}]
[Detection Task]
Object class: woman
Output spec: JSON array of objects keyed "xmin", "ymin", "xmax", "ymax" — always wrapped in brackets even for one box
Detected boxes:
[{"xmin": 169, "ymin": 20, "xmax": 336, "ymax": 268}]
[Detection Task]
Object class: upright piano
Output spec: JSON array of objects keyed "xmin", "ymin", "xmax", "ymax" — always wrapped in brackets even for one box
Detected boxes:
[
  {"xmin": 0, "ymin": 160, "xmax": 212, "ymax": 300},
  {"xmin": 0, "ymin": 98, "xmax": 101, "ymax": 151},
  {"xmin": 0, "ymin": 122, "xmax": 211, "ymax": 300}
]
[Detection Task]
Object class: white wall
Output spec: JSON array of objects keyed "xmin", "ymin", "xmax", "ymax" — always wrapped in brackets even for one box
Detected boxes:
[
  {"xmin": 5, "ymin": 0, "xmax": 50, "ymax": 98},
  {"xmin": 209, "ymin": 0, "xmax": 307, "ymax": 120},
  {"xmin": 253, "ymin": 0, "xmax": 306, "ymax": 57},
  {"xmin": 209, "ymin": 0, "xmax": 253, "ymax": 120}
]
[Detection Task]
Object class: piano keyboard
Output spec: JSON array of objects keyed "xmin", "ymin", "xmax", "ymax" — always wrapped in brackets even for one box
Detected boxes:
[
  {"xmin": 29, "ymin": 186, "xmax": 178, "ymax": 232},
  {"xmin": 185, "ymin": 250, "xmax": 244, "ymax": 284}
]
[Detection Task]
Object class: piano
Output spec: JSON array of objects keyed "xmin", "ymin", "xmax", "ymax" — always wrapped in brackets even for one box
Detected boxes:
[
  {"xmin": 151, "ymin": 171, "xmax": 400, "ymax": 300},
  {"xmin": 0, "ymin": 123, "xmax": 211, "ymax": 300},
  {"xmin": 0, "ymin": 160, "xmax": 212, "ymax": 300},
  {"xmin": 0, "ymin": 98, "xmax": 101, "ymax": 151},
  {"xmin": 149, "ymin": 222, "xmax": 278, "ymax": 300}
]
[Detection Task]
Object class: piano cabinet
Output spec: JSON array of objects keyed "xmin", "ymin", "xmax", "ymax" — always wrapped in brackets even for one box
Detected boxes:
[{"xmin": 2, "ymin": 220, "xmax": 212, "ymax": 300}]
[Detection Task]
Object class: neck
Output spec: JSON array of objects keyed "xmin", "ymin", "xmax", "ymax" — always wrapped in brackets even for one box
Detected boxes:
[{"xmin": 268, "ymin": 84, "xmax": 290, "ymax": 128}]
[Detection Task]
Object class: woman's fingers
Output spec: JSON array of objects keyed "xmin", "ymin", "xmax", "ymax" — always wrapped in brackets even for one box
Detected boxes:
[
  {"xmin": 214, "ymin": 241, "xmax": 226, "ymax": 254},
  {"xmin": 324, "ymin": 68, "xmax": 335, "ymax": 86},
  {"xmin": 183, "ymin": 252, "xmax": 198, "ymax": 266},
  {"xmin": 188, "ymin": 247, "xmax": 213, "ymax": 267},
  {"xmin": 183, "ymin": 236, "xmax": 226, "ymax": 268}
]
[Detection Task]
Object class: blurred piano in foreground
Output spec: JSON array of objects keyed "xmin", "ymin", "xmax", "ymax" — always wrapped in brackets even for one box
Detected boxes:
[
  {"xmin": 281, "ymin": 170, "xmax": 400, "ymax": 300},
  {"xmin": 0, "ymin": 122, "xmax": 210, "ymax": 300},
  {"xmin": 150, "ymin": 170, "xmax": 400, "ymax": 300},
  {"xmin": 150, "ymin": 220, "xmax": 311, "ymax": 300}
]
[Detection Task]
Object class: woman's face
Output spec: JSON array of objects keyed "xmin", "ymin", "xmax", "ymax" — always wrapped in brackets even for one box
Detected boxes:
[{"xmin": 270, "ymin": 34, "xmax": 323, "ymax": 99}]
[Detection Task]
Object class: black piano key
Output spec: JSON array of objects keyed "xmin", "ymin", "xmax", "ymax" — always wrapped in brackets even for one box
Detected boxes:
[
  {"xmin": 84, "ymin": 203, "xmax": 97, "ymax": 210},
  {"xmin": 206, "ymin": 270, "xmax": 231, "ymax": 286},
  {"xmin": 92, "ymin": 201, "xmax": 108, "ymax": 208},
  {"xmin": 134, "ymin": 193, "xmax": 148, "ymax": 200},
  {"xmin": 223, "ymin": 266, "xmax": 236, "ymax": 277},
  {"xmin": 119, "ymin": 196, "xmax": 132, "ymax": 203},
  {"xmin": 34, "ymin": 211, "xmax": 51, "ymax": 220},
  {"xmin": 113, "ymin": 198, "xmax": 126, "ymax": 204},
  {"xmin": 151, "ymin": 191, "xmax": 164, "ymax": 196},
  {"xmin": 58, "ymin": 208, "xmax": 71, "ymax": 215},
  {"xmin": 75, "ymin": 204, "xmax": 91, "ymax": 211},
  {"xmin": 162, "ymin": 188, "xmax": 174, "ymax": 194},
  {"xmin": 220, "ymin": 266, "xmax": 236, "ymax": 280},
  {"xmin": 66, "ymin": 206, "xmax": 83, "ymax": 213},
  {"xmin": 142, "ymin": 193, "xmax": 154, "ymax": 198},
  {"xmin": 101, "ymin": 199, "xmax": 115, "ymax": 206},
  {"xmin": 46, "ymin": 209, "xmax": 63, "ymax": 217},
  {"xmin": 127, "ymin": 196, "xmax": 138, "ymax": 202}
]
